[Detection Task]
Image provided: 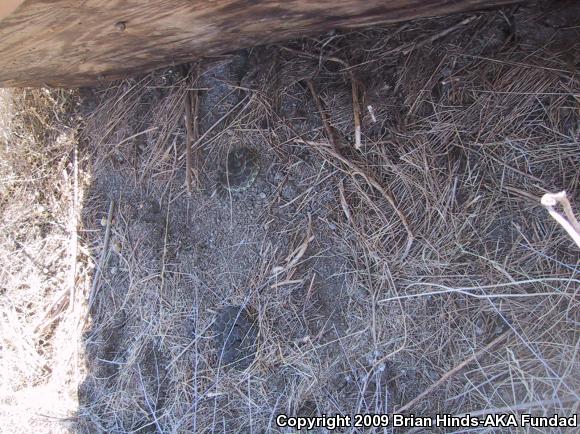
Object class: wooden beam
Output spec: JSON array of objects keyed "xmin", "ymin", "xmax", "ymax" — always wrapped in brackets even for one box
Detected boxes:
[
  {"xmin": 0, "ymin": 0, "xmax": 519, "ymax": 87},
  {"xmin": 0, "ymin": 1, "xmax": 24, "ymax": 21}
]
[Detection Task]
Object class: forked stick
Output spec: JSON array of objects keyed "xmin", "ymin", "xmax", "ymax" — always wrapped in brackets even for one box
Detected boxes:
[{"xmin": 541, "ymin": 191, "xmax": 580, "ymax": 248}]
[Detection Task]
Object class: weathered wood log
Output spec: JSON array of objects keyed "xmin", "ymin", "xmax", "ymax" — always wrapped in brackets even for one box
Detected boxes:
[{"xmin": 0, "ymin": 0, "xmax": 519, "ymax": 87}]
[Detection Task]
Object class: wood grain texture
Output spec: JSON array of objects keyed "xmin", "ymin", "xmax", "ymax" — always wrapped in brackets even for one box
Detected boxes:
[
  {"xmin": 0, "ymin": 0, "xmax": 520, "ymax": 87},
  {"xmin": 0, "ymin": 0, "xmax": 25, "ymax": 21}
]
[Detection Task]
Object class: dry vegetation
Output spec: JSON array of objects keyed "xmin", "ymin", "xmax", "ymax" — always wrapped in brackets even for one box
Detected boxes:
[
  {"xmin": 1, "ymin": 3, "xmax": 579, "ymax": 434},
  {"xmin": 0, "ymin": 88, "xmax": 90, "ymax": 432}
]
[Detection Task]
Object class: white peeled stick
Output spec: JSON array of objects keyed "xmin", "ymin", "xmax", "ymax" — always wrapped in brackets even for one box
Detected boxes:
[{"xmin": 540, "ymin": 191, "xmax": 580, "ymax": 248}]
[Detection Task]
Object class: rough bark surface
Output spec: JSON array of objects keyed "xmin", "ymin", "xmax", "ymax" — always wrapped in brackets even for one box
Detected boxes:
[{"xmin": 0, "ymin": 0, "xmax": 519, "ymax": 87}]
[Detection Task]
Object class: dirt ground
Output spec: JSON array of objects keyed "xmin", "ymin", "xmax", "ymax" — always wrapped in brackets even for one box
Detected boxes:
[{"xmin": 1, "ymin": 1, "xmax": 579, "ymax": 433}]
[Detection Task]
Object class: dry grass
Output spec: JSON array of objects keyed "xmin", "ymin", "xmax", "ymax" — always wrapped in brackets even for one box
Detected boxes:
[
  {"xmin": 77, "ymin": 10, "xmax": 579, "ymax": 432},
  {"xmin": 0, "ymin": 88, "xmax": 90, "ymax": 432},
  {"xmin": 1, "ymin": 5, "xmax": 579, "ymax": 434}
]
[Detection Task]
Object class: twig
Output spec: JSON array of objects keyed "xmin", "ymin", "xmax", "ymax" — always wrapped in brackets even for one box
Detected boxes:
[
  {"xmin": 179, "ymin": 95, "xmax": 250, "ymax": 162},
  {"xmin": 33, "ymin": 290, "xmax": 69, "ymax": 335},
  {"xmin": 367, "ymin": 105, "xmax": 377, "ymax": 123},
  {"xmin": 192, "ymin": 63, "xmax": 201, "ymax": 187},
  {"xmin": 270, "ymin": 279, "xmax": 303, "ymax": 289},
  {"xmin": 402, "ymin": 16, "xmax": 478, "ymax": 55},
  {"xmin": 68, "ymin": 141, "xmax": 79, "ymax": 312},
  {"xmin": 89, "ymin": 200, "xmax": 115, "ymax": 309},
  {"xmin": 160, "ymin": 193, "xmax": 171, "ymax": 294},
  {"xmin": 271, "ymin": 215, "xmax": 313, "ymax": 278},
  {"xmin": 137, "ymin": 362, "xmax": 163, "ymax": 433},
  {"xmin": 541, "ymin": 191, "xmax": 580, "ymax": 247},
  {"xmin": 105, "ymin": 126, "xmax": 158, "ymax": 147},
  {"xmin": 307, "ymin": 80, "xmax": 339, "ymax": 151},
  {"xmin": 183, "ymin": 63, "xmax": 202, "ymax": 193},
  {"xmin": 307, "ymin": 141, "xmax": 414, "ymax": 255},
  {"xmin": 338, "ymin": 180, "xmax": 352, "ymax": 223},
  {"xmin": 378, "ymin": 277, "xmax": 578, "ymax": 303},
  {"xmin": 351, "ymin": 76, "xmax": 362, "ymax": 149},
  {"xmin": 397, "ymin": 331, "xmax": 508, "ymax": 414},
  {"xmin": 282, "ymin": 49, "xmax": 365, "ymax": 149},
  {"xmin": 324, "ymin": 56, "xmax": 363, "ymax": 150},
  {"xmin": 184, "ymin": 81, "xmax": 194, "ymax": 193}
]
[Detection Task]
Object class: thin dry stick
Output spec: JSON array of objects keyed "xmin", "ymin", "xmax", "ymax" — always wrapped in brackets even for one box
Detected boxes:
[
  {"xmin": 137, "ymin": 362, "xmax": 163, "ymax": 433},
  {"xmin": 86, "ymin": 199, "xmax": 114, "ymax": 319},
  {"xmin": 68, "ymin": 141, "xmax": 79, "ymax": 312},
  {"xmin": 283, "ymin": 49, "xmax": 364, "ymax": 148},
  {"xmin": 325, "ymin": 56, "xmax": 363, "ymax": 149},
  {"xmin": 351, "ymin": 77, "xmax": 362, "ymax": 149},
  {"xmin": 338, "ymin": 180, "xmax": 352, "ymax": 223},
  {"xmin": 192, "ymin": 63, "xmax": 201, "ymax": 187},
  {"xmin": 184, "ymin": 76, "xmax": 194, "ymax": 193},
  {"xmin": 396, "ymin": 331, "xmax": 508, "ymax": 414},
  {"xmin": 105, "ymin": 126, "xmax": 158, "ymax": 148},
  {"xmin": 159, "ymin": 191, "xmax": 173, "ymax": 299},
  {"xmin": 402, "ymin": 15, "xmax": 478, "ymax": 55},
  {"xmin": 179, "ymin": 95, "xmax": 250, "ymax": 162},
  {"xmin": 272, "ymin": 215, "xmax": 313, "ymax": 277},
  {"xmin": 306, "ymin": 80, "xmax": 415, "ymax": 251},
  {"xmin": 306, "ymin": 80, "xmax": 339, "ymax": 151}
]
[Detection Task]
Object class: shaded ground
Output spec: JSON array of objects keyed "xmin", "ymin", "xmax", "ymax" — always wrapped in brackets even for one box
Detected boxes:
[
  {"xmin": 1, "ymin": 2, "xmax": 578, "ymax": 434},
  {"xmin": 76, "ymin": 2, "xmax": 579, "ymax": 432}
]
